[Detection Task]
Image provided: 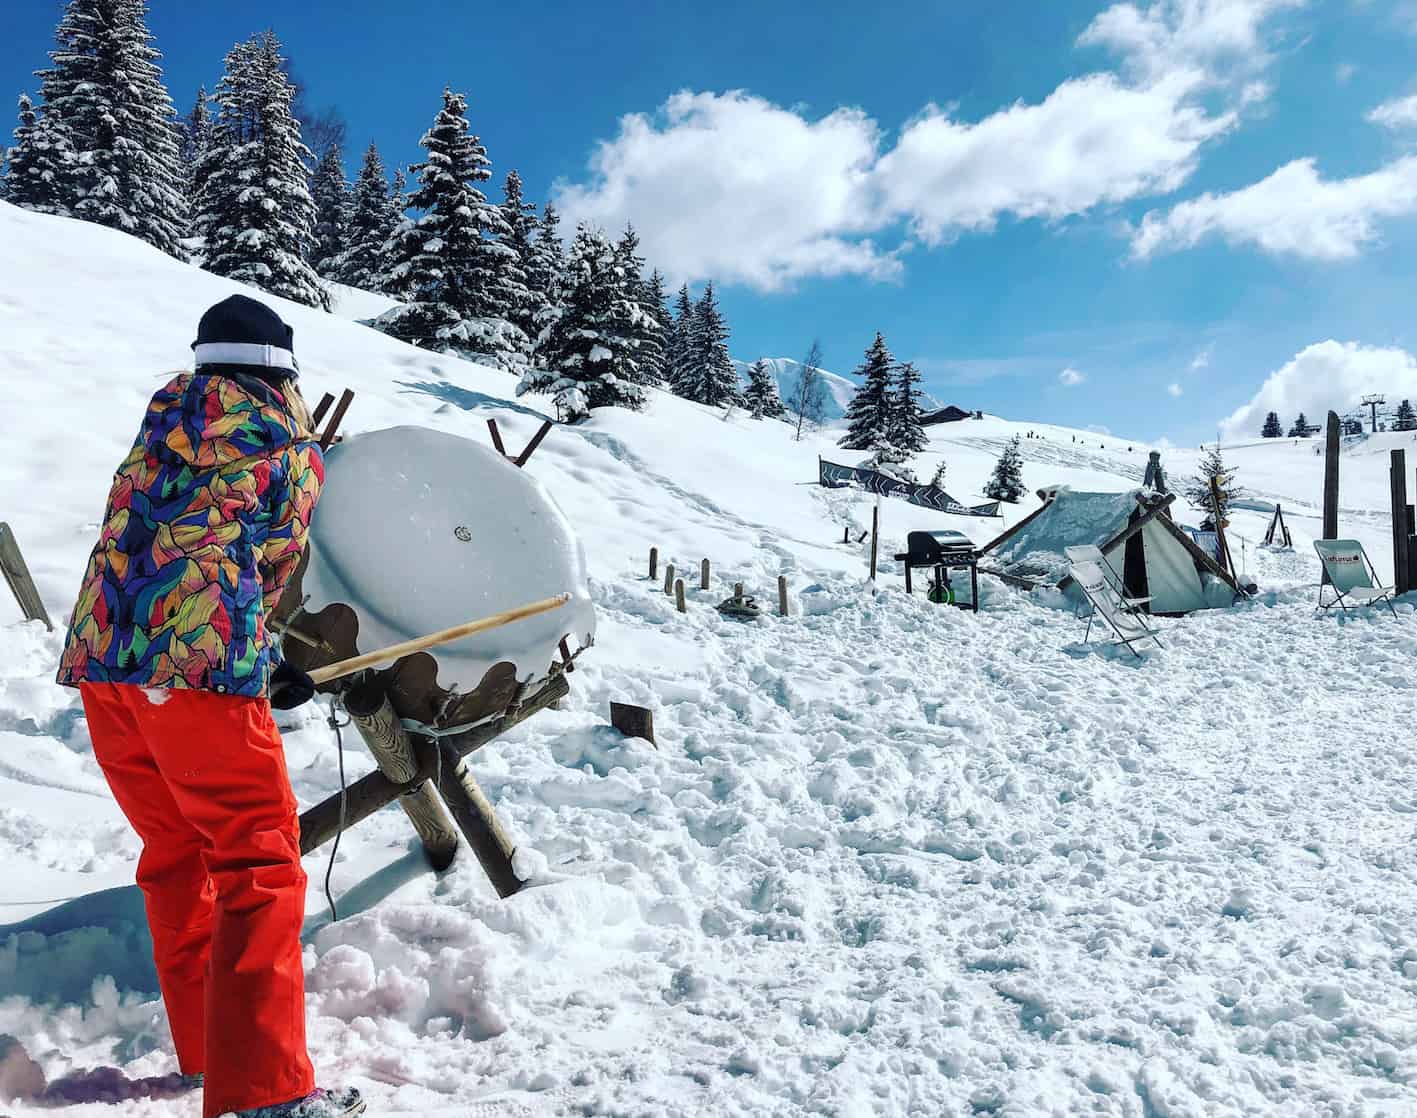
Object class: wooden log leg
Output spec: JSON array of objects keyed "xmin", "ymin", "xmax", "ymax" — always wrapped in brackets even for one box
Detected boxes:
[
  {"xmin": 435, "ymin": 742, "xmax": 523, "ymax": 898},
  {"xmin": 778, "ymin": 575, "xmax": 788, "ymax": 617},
  {"xmin": 345, "ymin": 684, "xmax": 459, "ymax": 871}
]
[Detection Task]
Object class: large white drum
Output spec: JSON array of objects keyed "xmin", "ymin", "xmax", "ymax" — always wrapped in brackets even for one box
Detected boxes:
[{"xmin": 301, "ymin": 425, "xmax": 595, "ymax": 692}]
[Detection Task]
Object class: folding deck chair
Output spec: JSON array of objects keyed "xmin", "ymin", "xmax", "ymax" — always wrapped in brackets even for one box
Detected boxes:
[
  {"xmin": 1313, "ymin": 540, "xmax": 1398, "ymax": 617},
  {"xmin": 1065, "ymin": 547, "xmax": 1163, "ymax": 657}
]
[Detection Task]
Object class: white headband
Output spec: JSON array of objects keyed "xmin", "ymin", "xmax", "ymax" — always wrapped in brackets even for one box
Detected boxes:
[{"xmin": 192, "ymin": 341, "xmax": 297, "ymax": 373}]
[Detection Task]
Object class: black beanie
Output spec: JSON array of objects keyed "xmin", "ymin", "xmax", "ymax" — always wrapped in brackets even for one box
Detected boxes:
[{"xmin": 192, "ymin": 295, "xmax": 298, "ymax": 378}]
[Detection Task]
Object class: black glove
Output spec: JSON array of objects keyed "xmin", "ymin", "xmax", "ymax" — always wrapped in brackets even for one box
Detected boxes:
[{"xmin": 269, "ymin": 661, "xmax": 316, "ymax": 710}]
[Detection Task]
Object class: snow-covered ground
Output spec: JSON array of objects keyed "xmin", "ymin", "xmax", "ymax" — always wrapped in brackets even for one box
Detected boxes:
[{"xmin": 2, "ymin": 201, "xmax": 1415, "ymax": 1116}]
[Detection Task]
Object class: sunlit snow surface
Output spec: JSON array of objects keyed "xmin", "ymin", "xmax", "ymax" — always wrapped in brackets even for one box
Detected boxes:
[
  {"xmin": 2, "ymin": 202, "xmax": 1416, "ymax": 1115},
  {"xmin": 304, "ymin": 426, "xmax": 595, "ymax": 688}
]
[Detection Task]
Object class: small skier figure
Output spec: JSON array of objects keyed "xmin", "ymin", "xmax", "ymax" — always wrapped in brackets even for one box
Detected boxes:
[{"xmin": 56, "ymin": 296, "xmax": 365, "ymax": 1118}]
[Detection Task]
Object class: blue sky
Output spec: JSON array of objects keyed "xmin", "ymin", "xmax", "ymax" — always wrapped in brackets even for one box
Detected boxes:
[{"xmin": 6, "ymin": 1, "xmax": 1417, "ymax": 443}]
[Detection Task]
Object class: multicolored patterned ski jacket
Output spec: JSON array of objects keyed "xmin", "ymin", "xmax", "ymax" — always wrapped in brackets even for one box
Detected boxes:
[{"xmin": 58, "ymin": 373, "xmax": 324, "ymax": 697}]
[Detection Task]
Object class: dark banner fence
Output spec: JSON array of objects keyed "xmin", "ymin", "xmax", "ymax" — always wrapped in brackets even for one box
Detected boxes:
[{"xmin": 819, "ymin": 458, "xmax": 1002, "ymax": 518}]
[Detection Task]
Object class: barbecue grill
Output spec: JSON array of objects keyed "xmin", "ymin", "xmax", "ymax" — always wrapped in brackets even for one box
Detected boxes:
[{"xmin": 894, "ymin": 530, "xmax": 979, "ymax": 610}]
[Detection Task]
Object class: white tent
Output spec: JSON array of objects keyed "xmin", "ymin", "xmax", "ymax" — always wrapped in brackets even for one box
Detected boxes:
[{"xmin": 982, "ymin": 488, "xmax": 1236, "ymax": 614}]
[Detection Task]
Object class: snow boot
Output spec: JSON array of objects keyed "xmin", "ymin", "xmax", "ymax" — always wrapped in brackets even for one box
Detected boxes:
[{"xmin": 233, "ymin": 1086, "xmax": 365, "ymax": 1117}]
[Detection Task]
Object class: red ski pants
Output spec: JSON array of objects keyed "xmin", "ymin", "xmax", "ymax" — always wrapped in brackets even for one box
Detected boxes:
[{"xmin": 79, "ymin": 683, "xmax": 316, "ymax": 1118}]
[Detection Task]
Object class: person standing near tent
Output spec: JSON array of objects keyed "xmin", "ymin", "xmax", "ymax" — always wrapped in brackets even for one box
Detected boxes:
[{"xmin": 55, "ymin": 296, "xmax": 364, "ymax": 1118}]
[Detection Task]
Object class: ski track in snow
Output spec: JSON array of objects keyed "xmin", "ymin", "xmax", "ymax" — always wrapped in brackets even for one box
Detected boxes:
[{"xmin": 3, "ymin": 202, "xmax": 1417, "ymax": 1116}]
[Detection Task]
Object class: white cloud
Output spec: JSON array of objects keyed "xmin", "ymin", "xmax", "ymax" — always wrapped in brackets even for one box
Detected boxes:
[
  {"xmin": 1078, "ymin": 0, "xmax": 1305, "ymax": 83},
  {"xmin": 552, "ymin": 91, "xmax": 896, "ymax": 292},
  {"xmin": 1219, "ymin": 340, "xmax": 1417, "ymax": 439},
  {"xmin": 1368, "ymin": 94, "xmax": 1417, "ymax": 129},
  {"xmin": 873, "ymin": 71, "xmax": 1234, "ymax": 244},
  {"xmin": 1131, "ymin": 155, "xmax": 1417, "ymax": 259},
  {"xmin": 1059, "ymin": 367, "xmax": 1087, "ymax": 386},
  {"xmin": 1190, "ymin": 345, "xmax": 1212, "ymax": 369},
  {"xmin": 1336, "ymin": 62, "xmax": 1359, "ymax": 84},
  {"xmin": 1168, "ymin": 382, "xmax": 1184, "ymax": 396}
]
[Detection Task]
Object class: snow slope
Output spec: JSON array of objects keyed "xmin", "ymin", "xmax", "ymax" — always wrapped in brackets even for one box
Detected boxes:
[{"xmin": 2, "ymin": 202, "xmax": 1416, "ymax": 1116}]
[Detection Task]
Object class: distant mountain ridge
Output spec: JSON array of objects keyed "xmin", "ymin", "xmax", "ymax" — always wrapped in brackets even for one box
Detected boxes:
[{"xmin": 732, "ymin": 356, "xmax": 944, "ymax": 421}]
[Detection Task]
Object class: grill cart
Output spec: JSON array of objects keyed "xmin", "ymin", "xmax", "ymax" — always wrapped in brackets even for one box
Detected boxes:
[{"xmin": 895, "ymin": 529, "xmax": 979, "ymax": 611}]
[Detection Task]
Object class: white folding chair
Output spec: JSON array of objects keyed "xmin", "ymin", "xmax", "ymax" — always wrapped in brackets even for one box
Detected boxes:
[
  {"xmin": 1064, "ymin": 545, "xmax": 1151, "ymax": 614},
  {"xmin": 1067, "ymin": 554, "xmax": 1163, "ymax": 657},
  {"xmin": 1313, "ymin": 540, "xmax": 1398, "ymax": 617}
]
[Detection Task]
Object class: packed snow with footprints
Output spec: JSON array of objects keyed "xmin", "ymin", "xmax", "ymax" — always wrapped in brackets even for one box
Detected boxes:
[{"xmin": 2, "ymin": 203, "xmax": 1416, "ymax": 1115}]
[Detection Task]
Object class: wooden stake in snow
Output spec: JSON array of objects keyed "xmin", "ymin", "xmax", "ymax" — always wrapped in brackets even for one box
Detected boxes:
[
  {"xmin": 610, "ymin": 701, "xmax": 656, "ymax": 747},
  {"xmin": 869, "ymin": 500, "xmax": 880, "ymax": 582},
  {"xmin": 664, "ymin": 563, "xmax": 675, "ymax": 596},
  {"xmin": 701, "ymin": 558, "xmax": 711, "ymax": 590},
  {"xmin": 1323, "ymin": 411, "xmax": 1340, "ymax": 540},
  {"xmin": 649, "ymin": 547, "xmax": 659, "ymax": 580},
  {"xmin": 318, "ymin": 389, "xmax": 354, "ymax": 451},
  {"xmin": 0, "ymin": 523, "xmax": 52, "ymax": 631},
  {"xmin": 1392, "ymin": 450, "xmax": 1410, "ymax": 595},
  {"xmin": 778, "ymin": 575, "xmax": 789, "ymax": 617},
  {"xmin": 307, "ymin": 594, "xmax": 571, "ymax": 686},
  {"xmin": 675, "ymin": 579, "xmax": 687, "ymax": 613}
]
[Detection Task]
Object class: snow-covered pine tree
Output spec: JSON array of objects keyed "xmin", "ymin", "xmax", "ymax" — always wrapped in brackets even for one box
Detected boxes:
[
  {"xmin": 1185, "ymin": 445, "xmax": 1241, "ymax": 528},
  {"xmin": 524, "ymin": 200, "xmax": 565, "ymax": 348},
  {"xmin": 309, "ymin": 141, "xmax": 351, "ymax": 279},
  {"xmin": 4, "ymin": 93, "xmax": 77, "ymax": 215},
  {"xmin": 1287, "ymin": 412, "xmax": 1311, "ymax": 437},
  {"xmin": 666, "ymin": 283, "xmax": 698, "ymax": 398},
  {"xmin": 1395, "ymin": 400, "xmax": 1417, "ymax": 431},
  {"xmin": 498, "ymin": 170, "xmax": 545, "ymax": 346},
  {"xmin": 195, "ymin": 32, "xmax": 327, "ymax": 308},
  {"xmin": 743, "ymin": 360, "xmax": 787, "ymax": 419},
  {"xmin": 519, "ymin": 223, "xmax": 645, "ymax": 421},
  {"xmin": 612, "ymin": 226, "xmax": 662, "ymax": 385},
  {"xmin": 840, "ymin": 333, "xmax": 896, "ymax": 452},
  {"xmin": 335, "ymin": 143, "xmax": 396, "ymax": 291},
  {"xmin": 38, "ymin": 0, "xmax": 189, "ymax": 257},
  {"xmin": 642, "ymin": 269, "xmax": 673, "ymax": 386},
  {"xmin": 890, "ymin": 359, "xmax": 929, "ymax": 456},
  {"xmin": 984, "ymin": 435, "xmax": 1026, "ymax": 503},
  {"xmin": 181, "ymin": 86, "xmax": 213, "ymax": 204},
  {"xmin": 379, "ymin": 166, "xmax": 409, "ymax": 296},
  {"xmin": 1260, "ymin": 411, "xmax": 1283, "ymax": 438},
  {"xmin": 693, "ymin": 282, "xmax": 741, "ymax": 407}
]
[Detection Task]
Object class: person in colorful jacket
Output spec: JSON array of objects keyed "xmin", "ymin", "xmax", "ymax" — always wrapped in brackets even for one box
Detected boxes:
[{"xmin": 57, "ymin": 295, "xmax": 364, "ymax": 1118}]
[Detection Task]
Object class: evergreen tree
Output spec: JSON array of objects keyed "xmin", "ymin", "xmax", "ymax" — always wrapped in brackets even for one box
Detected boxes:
[
  {"xmin": 335, "ymin": 142, "xmax": 396, "ymax": 290},
  {"xmin": 524, "ymin": 200, "xmax": 565, "ymax": 347},
  {"xmin": 890, "ymin": 359, "xmax": 929, "ymax": 456},
  {"xmin": 1260, "ymin": 410, "xmax": 1283, "ymax": 438},
  {"xmin": 1288, "ymin": 412, "xmax": 1311, "ymax": 437},
  {"xmin": 520, "ymin": 223, "xmax": 645, "ymax": 421},
  {"xmin": 743, "ymin": 360, "xmax": 787, "ymax": 419},
  {"xmin": 642, "ymin": 269, "xmax": 673, "ymax": 386},
  {"xmin": 37, "ymin": 0, "xmax": 188, "ymax": 256},
  {"xmin": 612, "ymin": 226, "xmax": 663, "ymax": 386},
  {"xmin": 1395, "ymin": 400, "xmax": 1417, "ymax": 432},
  {"xmin": 984, "ymin": 436, "xmax": 1026, "ymax": 503},
  {"xmin": 181, "ymin": 86, "xmax": 213, "ymax": 202},
  {"xmin": 840, "ymin": 333, "xmax": 897, "ymax": 452},
  {"xmin": 378, "ymin": 89, "xmax": 526, "ymax": 367},
  {"xmin": 692, "ymin": 282, "xmax": 741, "ymax": 406},
  {"xmin": 499, "ymin": 169, "xmax": 544, "ymax": 342},
  {"xmin": 309, "ymin": 141, "xmax": 351, "ymax": 278},
  {"xmin": 4, "ymin": 93, "xmax": 76, "ymax": 215},
  {"xmin": 666, "ymin": 283, "xmax": 698, "ymax": 398},
  {"xmin": 195, "ymin": 32, "xmax": 326, "ymax": 308},
  {"xmin": 1185, "ymin": 445, "xmax": 1241, "ymax": 528}
]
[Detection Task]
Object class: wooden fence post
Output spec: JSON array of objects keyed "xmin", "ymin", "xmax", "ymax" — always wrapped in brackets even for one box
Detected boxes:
[
  {"xmin": 1392, "ymin": 450, "xmax": 1410, "ymax": 595},
  {"xmin": 675, "ymin": 579, "xmax": 686, "ymax": 612},
  {"xmin": 1323, "ymin": 411, "xmax": 1340, "ymax": 540},
  {"xmin": 663, "ymin": 563, "xmax": 675, "ymax": 595},
  {"xmin": 843, "ymin": 526, "xmax": 850, "ymax": 544},
  {"xmin": 649, "ymin": 547, "xmax": 658, "ymax": 580},
  {"xmin": 778, "ymin": 575, "xmax": 788, "ymax": 617},
  {"xmin": 0, "ymin": 523, "xmax": 52, "ymax": 631},
  {"xmin": 700, "ymin": 559, "xmax": 711, "ymax": 590},
  {"xmin": 869, "ymin": 502, "xmax": 880, "ymax": 582},
  {"xmin": 610, "ymin": 701, "xmax": 656, "ymax": 746}
]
